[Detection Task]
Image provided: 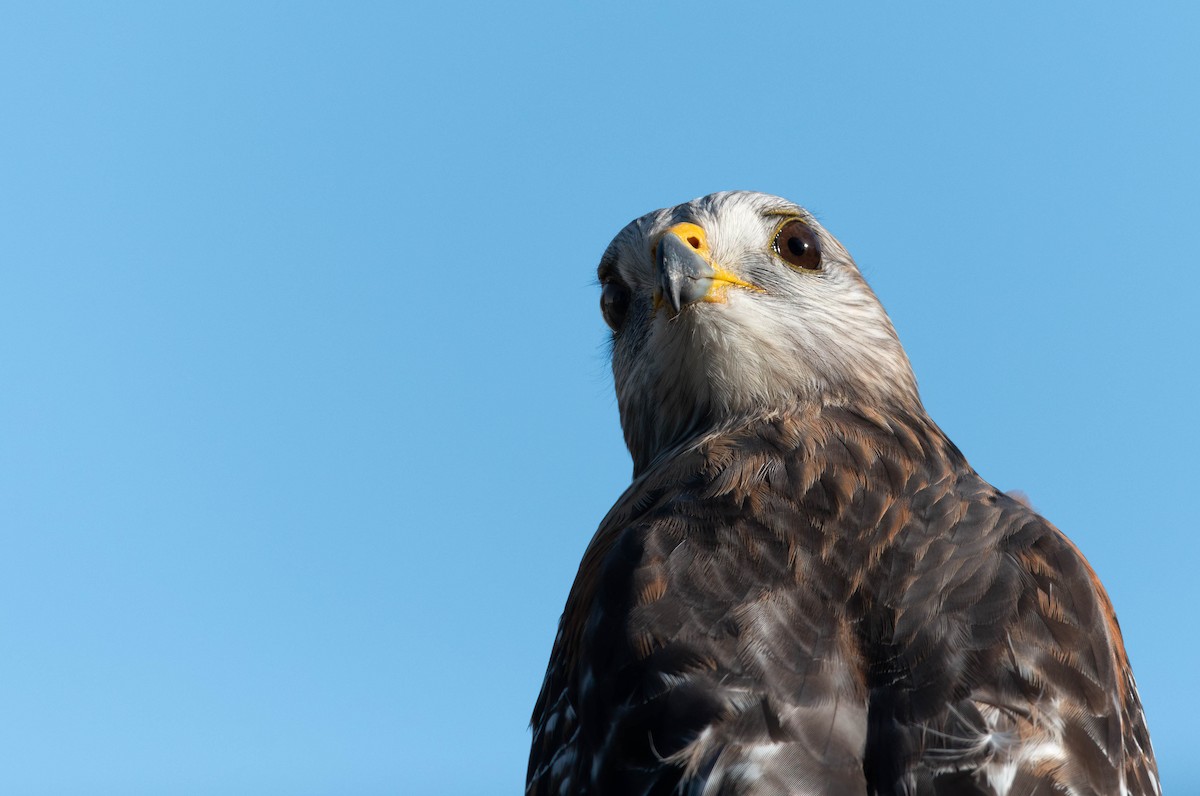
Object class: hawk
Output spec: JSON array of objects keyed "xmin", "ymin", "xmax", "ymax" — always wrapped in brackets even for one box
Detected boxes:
[{"xmin": 527, "ymin": 191, "xmax": 1159, "ymax": 795}]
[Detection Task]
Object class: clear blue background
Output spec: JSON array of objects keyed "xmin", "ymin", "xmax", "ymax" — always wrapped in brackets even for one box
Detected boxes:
[{"xmin": 2, "ymin": 3, "xmax": 1196, "ymax": 793}]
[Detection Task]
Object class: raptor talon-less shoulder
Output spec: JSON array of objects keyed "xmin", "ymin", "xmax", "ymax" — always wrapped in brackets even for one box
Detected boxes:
[{"xmin": 528, "ymin": 192, "xmax": 1158, "ymax": 796}]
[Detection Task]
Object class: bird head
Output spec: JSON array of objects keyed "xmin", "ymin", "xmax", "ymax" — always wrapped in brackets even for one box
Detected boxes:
[{"xmin": 598, "ymin": 191, "xmax": 921, "ymax": 474}]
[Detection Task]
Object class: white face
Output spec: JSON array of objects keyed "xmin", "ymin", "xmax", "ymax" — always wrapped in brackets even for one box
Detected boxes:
[{"xmin": 598, "ymin": 191, "xmax": 920, "ymax": 473}]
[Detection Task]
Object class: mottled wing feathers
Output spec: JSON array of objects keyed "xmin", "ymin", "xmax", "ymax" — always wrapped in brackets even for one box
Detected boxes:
[
  {"xmin": 868, "ymin": 480, "xmax": 1159, "ymax": 795},
  {"xmin": 528, "ymin": 447, "xmax": 706, "ymax": 795},
  {"xmin": 530, "ymin": 417, "xmax": 872, "ymax": 795},
  {"xmin": 528, "ymin": 408, "xmax": 1157, "ymax": 795}
]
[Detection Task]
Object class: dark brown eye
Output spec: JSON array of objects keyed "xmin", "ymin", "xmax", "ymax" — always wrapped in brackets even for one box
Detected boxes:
[
  {"xmin": 773, "ymin": 219, "xmax": 822, "ymax": 271},
  {"xmin": 600, "ymin": 281, "xmax": 631, "ymax": 331}
]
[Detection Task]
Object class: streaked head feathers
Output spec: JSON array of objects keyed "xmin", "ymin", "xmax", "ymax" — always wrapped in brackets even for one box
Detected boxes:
[{"xmin": 599, "ymin": 191, "xmax": 920, "ymax": 473}]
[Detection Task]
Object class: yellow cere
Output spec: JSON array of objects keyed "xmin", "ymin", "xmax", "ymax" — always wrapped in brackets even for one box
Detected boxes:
[
  {"xmin": 665, "ymin": 222, "xmax": 711, "ymax": 254},
  {"xmin": 663, "ymin": 223, "xmax": 762, "ymax": 303}
]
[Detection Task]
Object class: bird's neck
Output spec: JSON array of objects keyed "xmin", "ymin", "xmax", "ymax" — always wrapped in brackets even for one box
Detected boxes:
[{"xmin": 625, "ymin": 397, "xmax": 962, "ymax": 480}]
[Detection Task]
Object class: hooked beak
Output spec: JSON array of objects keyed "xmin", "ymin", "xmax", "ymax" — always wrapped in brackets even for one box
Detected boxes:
[{"xmin": 654, "ymin": 222, "xmax": 759, "ymax": 318}]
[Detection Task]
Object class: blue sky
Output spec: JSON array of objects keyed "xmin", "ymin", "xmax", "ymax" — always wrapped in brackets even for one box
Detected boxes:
[{"xmin": 2, "ymin": 3, "xmax": 1197, "ymax": 793}]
